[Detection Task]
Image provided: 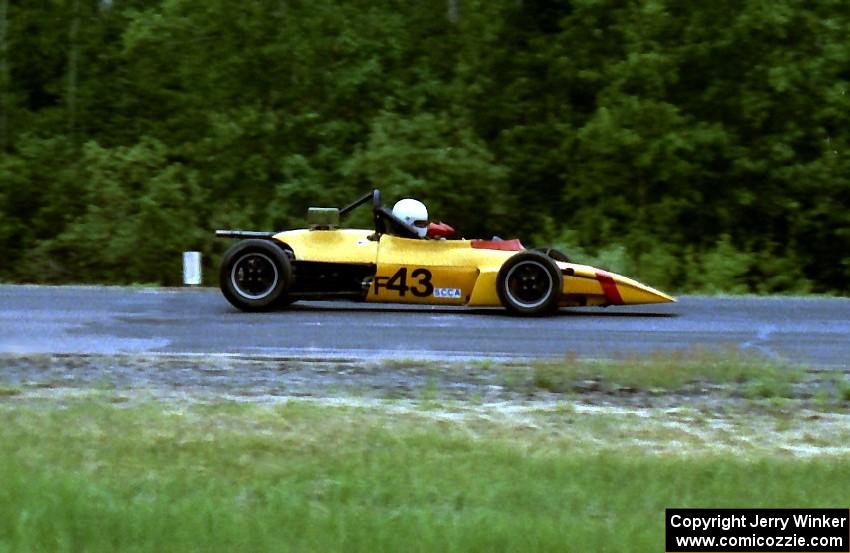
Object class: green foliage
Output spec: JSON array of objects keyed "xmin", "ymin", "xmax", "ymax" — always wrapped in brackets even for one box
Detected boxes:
[
  {"xmin": 687, "ymin": 235, "xmax": 753, "ymax": 295},
  {"xmin": 32, "ymin": 138, "xmax": 206, "ymax": 284},
  {"xmin": 0, "ymin": 0, "xmax": 847, "ymax": 292},
  {"xmin": 0, "ymin": 136, "xmax": 80, "ymax": 278},
  {"xmin": 342, "ymin": 111, "xmax": 511, "ymax": 237}
]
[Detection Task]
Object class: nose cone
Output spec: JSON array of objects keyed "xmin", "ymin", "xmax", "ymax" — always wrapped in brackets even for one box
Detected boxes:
[
  {"xmin": 589, "ymin": 268, "xmax": 676, "ymax": 305},
  {"xmin": 617, "ymin": 279, "xmax": 676, "ymax": 304}
]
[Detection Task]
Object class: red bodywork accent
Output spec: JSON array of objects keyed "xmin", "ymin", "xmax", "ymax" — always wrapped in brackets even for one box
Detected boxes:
[
  {"xmin": 595, "ymin": 270, "xmax": 624, "ymax": 305},
  {"xmin": 427, "ymin": 222, "xmax": 455, "ymax": 238},
  {"xmin": 470, "ymin": 238, "xmax": 525, "ymax": 251}
]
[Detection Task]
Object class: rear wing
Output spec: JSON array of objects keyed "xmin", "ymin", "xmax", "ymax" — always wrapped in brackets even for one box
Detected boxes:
[{"xmin": 215, "ymin": 230, "xmax": 277, "ymax": 239}]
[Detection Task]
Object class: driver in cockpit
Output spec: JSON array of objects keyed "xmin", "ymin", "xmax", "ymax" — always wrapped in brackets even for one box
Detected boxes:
[
  {"xmin": 391, "ymin": 198, "xmax": 429, "ymax": 238},
  {"xmin": 392, "ymin": 198, "xmax": 455, "ymax": 239}
]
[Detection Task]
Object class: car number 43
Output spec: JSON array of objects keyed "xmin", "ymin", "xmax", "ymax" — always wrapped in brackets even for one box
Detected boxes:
[{"xmin": 374, "ymin": 267, "xmax": 434, "ymax": 297}]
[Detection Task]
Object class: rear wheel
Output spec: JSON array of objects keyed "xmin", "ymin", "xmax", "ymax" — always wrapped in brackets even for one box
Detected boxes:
[
  {"xmin": 497, "ymin": 251, "xmax": 563, "ymax": 316},
  {"xmin": 219, "ymin": 239, "xmax": 292, "ymax": 311}
]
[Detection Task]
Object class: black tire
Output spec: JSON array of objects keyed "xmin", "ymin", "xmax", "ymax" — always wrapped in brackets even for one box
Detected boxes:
[
  {"xmin": 219, "ymin": 239, "xmax": 292, "ymax": 311},
  {"xmin": 530, "ymin": 247, "xmax": 572, "ymax": 263},
  {"xmin": 274, "ymin": 248, "xmax": 298, "ymax": 307},
  {"xmin": 496, "ymin": 251, "xmax": 563, "ymax": 316}
]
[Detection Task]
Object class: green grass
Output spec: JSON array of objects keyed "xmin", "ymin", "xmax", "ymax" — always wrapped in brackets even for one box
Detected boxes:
[
  {"xmin": 511, "ymin": 348, "xmax": 804, "ymax": 396},
  {"xmin": 1, "ymin": 397, "xmax": 849, "ymax": 552},
  {"xmin": 0, "ymin": 386, "xmax": 21, "ymax": 397},
  {"xmin": 838, "ymin": 380, "xmax": 850, "ymax": 403}
]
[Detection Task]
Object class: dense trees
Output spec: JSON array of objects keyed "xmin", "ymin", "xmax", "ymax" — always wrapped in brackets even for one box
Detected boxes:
[{"xmin": 0, "ymin": 0, "xmax": 847, "ymax": 292}]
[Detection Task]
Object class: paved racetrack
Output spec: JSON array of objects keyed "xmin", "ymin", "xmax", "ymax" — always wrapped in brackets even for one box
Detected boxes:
[{"xmin": 1, "ymin": 285, "xmax": 848, "ymax": 367}]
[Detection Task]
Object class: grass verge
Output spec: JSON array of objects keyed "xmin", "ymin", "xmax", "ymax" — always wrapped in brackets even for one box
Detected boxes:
[
  {"xmin": 1, "ymin": 397, "xmax": 849, "ymax": 552},
  {"xmin": 505, "ymin": 348, "xmax": 806, "ymax": 397}
]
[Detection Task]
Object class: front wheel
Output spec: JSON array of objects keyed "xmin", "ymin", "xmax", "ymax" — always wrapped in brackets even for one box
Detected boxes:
[
  {"xmin": 496, "ymin": 251, "xmax": 563, "ymax": 316},
  {"xmin": 530, "ymin": 246, "xmax": 572, "ymax": 263},
  {"xmin": 219, "ymin": 239, "xmax": 292, "ymax": 311}
]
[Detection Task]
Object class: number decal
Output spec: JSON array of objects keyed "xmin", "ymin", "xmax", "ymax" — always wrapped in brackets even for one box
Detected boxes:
[
  {"xmin": 385, "ymin": 267, "xmax": 409, "ymax": 296},
  {"xmin": 410, "ymin": 268, "xmax": 433, "ymax": 297},
  {"xmin": 374, "ymin": 267, "xmax": 433, "ymax": 297}
]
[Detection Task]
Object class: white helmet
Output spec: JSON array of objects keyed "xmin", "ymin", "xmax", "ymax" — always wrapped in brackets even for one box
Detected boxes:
[{"xmin": 392, "ymin": 198, "xmax": 428, "ymax": 238}]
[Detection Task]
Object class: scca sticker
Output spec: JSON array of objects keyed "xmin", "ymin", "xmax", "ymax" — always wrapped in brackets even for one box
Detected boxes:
[{"xmin": 433, "ymin": 287, "xmax": 461, "ymax": 299}]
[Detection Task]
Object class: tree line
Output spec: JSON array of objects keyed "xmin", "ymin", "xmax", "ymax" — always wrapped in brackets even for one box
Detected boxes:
[{"xmin": 0, "ymin": 0, "xmax": 847, "ymax": 293}]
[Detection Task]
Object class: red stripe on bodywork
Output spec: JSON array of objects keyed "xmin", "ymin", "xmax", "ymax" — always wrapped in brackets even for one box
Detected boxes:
[
  {"xmin": 595, "ymin": 270, "xmax": 624, "ymax": 305},
  {"xmin": 470, "ymin": 238, "xmax": 525, "ymax": 251}
]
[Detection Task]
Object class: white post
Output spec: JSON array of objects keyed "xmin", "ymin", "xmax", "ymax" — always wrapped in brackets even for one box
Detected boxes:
[{"xmin": 183, "ymin": 251, "xmax": 202, "ymax": 285}]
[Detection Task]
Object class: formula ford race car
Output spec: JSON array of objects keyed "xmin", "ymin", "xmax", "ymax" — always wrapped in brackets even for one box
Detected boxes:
[{"xmin": 216, "ymin": 190, "xmax": 675, "ymax": 316}]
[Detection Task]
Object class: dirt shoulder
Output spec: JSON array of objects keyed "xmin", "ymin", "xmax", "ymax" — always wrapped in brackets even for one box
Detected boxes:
[{"xmin": 2, "ymin": 353, "xmax": 849, "ymax": 458}]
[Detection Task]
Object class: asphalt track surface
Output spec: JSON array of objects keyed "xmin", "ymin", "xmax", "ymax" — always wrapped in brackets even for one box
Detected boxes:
[{"xmin": 0, "ymin": 285, "xmax": 848, "ymax": 367}]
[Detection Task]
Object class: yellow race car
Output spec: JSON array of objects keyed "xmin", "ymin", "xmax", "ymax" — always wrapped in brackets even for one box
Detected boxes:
[{"xmin": 216, "ymin": 190, "xmax": 674, "ymax": 316}]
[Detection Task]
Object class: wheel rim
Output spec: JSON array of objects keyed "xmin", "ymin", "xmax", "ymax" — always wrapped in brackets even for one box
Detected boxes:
[
  {"xmin": 230, "ymin": 252, "xmax": 279, "ymax": 300},
  {"xmin": 505, "ymin": 261, "xmax": 553, "ymax": 309}
]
